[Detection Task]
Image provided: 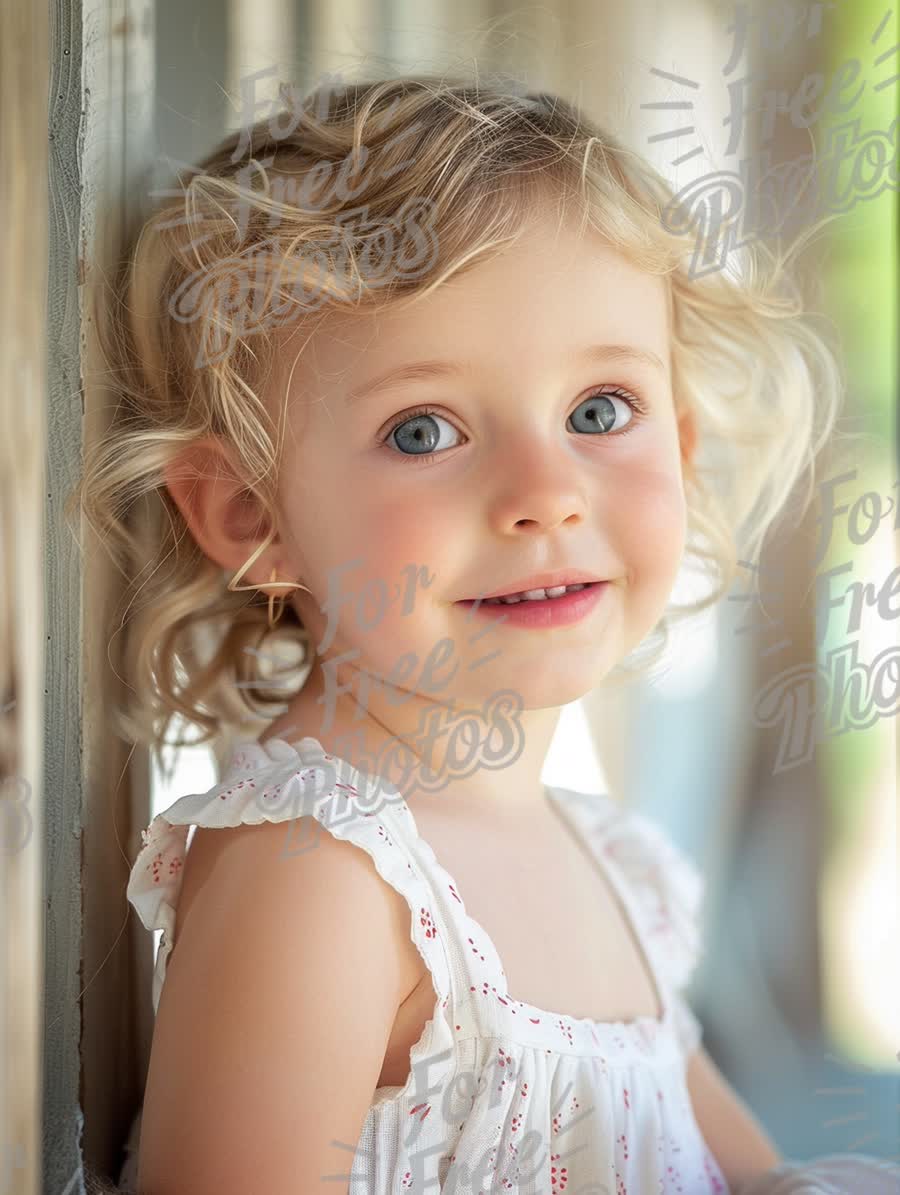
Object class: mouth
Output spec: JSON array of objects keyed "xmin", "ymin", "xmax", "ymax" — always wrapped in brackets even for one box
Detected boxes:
[
  {"xmin": 454, "ymin": 579, "xmax": 609, "ymax": 627},
  {"xmin": 456, "ymin": 580, "xmax": 605, "ymax": 606}
]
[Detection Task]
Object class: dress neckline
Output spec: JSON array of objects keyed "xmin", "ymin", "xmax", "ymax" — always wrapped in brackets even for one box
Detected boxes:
[
  {"xmin": 237, "ymin": 732, "xmax": 673, "ymax": 1040},
  {"xmin": 543, "ymin": 783, "xmax": 670, "ymax": 1027}
]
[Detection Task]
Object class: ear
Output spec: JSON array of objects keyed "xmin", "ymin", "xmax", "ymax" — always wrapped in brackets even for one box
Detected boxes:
[
  {"xmin": 162, "ymin": 436, "xmax": 283, "ymax": 587},
  {"xmin": 677, "ymin": 404, "xmax": 698, "ymax": 475}
]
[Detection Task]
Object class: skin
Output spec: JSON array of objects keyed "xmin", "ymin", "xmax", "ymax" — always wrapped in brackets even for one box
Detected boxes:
[
  {"xmin": 164, "ymin": 203, "xmax": 783, "ymax": 1184},
  {"xmin": 166, "ymin": 205, "xmax": 697, "ymax": 822}
]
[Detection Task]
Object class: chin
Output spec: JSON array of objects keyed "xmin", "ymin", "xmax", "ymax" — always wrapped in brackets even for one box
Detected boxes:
[{"xmin": 511, "ymin": 669, "xmax": 611, "ymax": 710}]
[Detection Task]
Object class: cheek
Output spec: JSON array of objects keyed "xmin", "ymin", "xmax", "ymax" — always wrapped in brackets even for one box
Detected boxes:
[
  {"xmin": 613, "ymin": 465, "xmax": 688, "ymax": 579},
  {"xmin": 304, "ymin": 486, "xmax": 455, "ymax": 657},
  {"xmin": 280, "ymin": 431, "xmax": 456, "ymax": 640},
  {"xmin": 351, "ymin": 500, "xmax": 456, "ymax": 668},
  {"xmin": 354, "ymin": 487, "xmax": 458, "ymax": 579}
]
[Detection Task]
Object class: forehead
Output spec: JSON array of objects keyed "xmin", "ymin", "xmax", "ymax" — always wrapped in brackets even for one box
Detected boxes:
[{"xmin": 277, "ymin": 214, "xmax": 670, "ymax": 398}]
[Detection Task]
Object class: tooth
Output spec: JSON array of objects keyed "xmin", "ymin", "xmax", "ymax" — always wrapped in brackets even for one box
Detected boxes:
[{"xmin": 480, "ymin": 583, "xmax": 591, "ymax": 605}]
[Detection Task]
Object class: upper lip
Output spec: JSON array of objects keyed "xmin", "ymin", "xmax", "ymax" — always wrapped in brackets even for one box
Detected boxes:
[{"xmin": 458, "ymin": 570, "xmax": 606, "ymax": 601}]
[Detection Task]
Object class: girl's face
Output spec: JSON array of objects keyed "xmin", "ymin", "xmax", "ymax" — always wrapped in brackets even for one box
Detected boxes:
[{"xmin": 267, "ymin": 210, "xmax": 693, "ymax": 737}]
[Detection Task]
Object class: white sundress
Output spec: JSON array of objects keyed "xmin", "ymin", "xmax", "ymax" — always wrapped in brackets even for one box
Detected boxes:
[{"xmin": 121, "ymin": 733, "xmax": 731, "ymax": 1194}]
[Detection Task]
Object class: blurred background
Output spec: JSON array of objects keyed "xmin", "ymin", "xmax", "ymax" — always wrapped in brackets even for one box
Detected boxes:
[{"xmin": 2, "ymin": 1, "xmax": 896, "ymax": 1192}]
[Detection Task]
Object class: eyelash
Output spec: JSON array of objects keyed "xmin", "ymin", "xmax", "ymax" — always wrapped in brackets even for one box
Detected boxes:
[{"xmin": 379, "ymin": 387, "xmax": 650, "ymax": 465}]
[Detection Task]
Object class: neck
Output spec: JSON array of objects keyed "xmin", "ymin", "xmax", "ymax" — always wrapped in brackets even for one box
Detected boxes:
[{"xmin": 257, "ymin": 649, "xmax": 561, "ymax": 817}]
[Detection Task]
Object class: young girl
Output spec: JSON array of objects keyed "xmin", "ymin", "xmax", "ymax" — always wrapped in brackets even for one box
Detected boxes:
[{"xmin": 74, "ymin": 73, "xmax": 857, "ymax": 1194}]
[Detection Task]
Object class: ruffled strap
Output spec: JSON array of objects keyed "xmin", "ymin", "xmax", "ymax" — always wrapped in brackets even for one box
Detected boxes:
[
  {"xmin": 553, "ymin": 787, "xmax": 707, "ymax": 1054},
  {"xmin": 596, "ymin": 802, "xmax": 705, "ymax": 990},
  {"xmin": 598, "ymin": 800, "xmax": 707, "ymax": 1054},
  {"xmin": 125, "ymin": 738, "xmax": 455, "ymax": 1071},
  {"xmin": 127, "ymin": 736, "xmax": 473, "ymax": 1181}
]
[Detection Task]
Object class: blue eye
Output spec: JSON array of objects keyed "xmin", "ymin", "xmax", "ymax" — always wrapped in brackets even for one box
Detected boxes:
[
  {"xmin": 382, "ymin": 408, "xmax": 463, "ymax": 459},
  {"xmin": 380, "ymin": 387, "xmax": 648, "ymax": 464},
  {"xmin": 569, "ymin": 389, "xmax": 645, "ymax": 435}
]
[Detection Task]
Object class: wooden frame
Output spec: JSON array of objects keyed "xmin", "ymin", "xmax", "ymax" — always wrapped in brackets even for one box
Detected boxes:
[{"xmin": 1, "ymin": 1, "xmax": 49, "ymax": 1192}]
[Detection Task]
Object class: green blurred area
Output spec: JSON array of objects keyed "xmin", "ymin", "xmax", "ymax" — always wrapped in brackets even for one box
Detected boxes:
[
  {"xmin": 816, "ymin": 0, "xmax": 897, "ymax": 1062},
  {"xmin": 819, "ymin": 0, "xmax": 897, "ymax": 847},
  {"xmin": 821, "ymin": 0, "xmax": 897, "ymax": 435}
]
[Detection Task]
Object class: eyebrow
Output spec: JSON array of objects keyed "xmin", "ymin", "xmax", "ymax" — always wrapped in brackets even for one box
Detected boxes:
[{"xmin": 345, "ymin": 343, "xmax": 669, "ymax": 404}]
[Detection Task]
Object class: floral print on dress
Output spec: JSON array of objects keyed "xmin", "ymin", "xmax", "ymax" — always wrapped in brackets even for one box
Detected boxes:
[{"xmin": 121, "ymin": 736, "xmax": 731, "ymax": 1195}]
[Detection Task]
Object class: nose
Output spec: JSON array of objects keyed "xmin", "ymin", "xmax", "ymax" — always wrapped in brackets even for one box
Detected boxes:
[
  {"xmin": 487, "ymin": 434, "xmax": 589, "ymax": 535},
  {"xmin": 509, "ymin": 506, "xmax": 584, "ymax": 534}
]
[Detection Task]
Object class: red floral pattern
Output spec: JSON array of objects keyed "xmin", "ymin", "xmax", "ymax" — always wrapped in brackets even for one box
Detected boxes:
[{"xmin": 123, "ymin": 734, "xmax": 729, "ymax": 1195}]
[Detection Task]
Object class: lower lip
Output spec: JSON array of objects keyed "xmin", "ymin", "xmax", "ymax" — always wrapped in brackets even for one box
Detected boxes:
[{"xmin": 454, "ymin": 582, "xmax": 609, "ymax": 628}]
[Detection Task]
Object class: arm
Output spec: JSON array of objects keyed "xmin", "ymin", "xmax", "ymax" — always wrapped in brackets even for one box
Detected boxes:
[
  {"xmin": 136, "ymin": 817, "xmax": 424, "ymax": 1194},
  {"xmin": 686, "ymin": 1044, "xmax": 783, "ymax": 1192}
]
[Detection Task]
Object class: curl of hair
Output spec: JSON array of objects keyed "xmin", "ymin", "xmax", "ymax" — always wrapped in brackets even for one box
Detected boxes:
[{"xmin": 66, "ymin": 71, "xmax": 846, "ymax": 759}]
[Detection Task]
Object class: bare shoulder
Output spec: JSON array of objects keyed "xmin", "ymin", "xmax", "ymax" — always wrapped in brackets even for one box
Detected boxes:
[
  {"xmin": 137, "ymin": 814, "xmax": 425, "ymax": 1194},
  {"xmin": 175, "ymin": 816, "xmax": 422, "ymax": 985}
]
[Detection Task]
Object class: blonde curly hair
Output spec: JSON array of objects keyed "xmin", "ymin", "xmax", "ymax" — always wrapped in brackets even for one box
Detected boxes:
[{"xmin": 66, "ymin": 71, "xmax": 845, "ymax": 761}]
